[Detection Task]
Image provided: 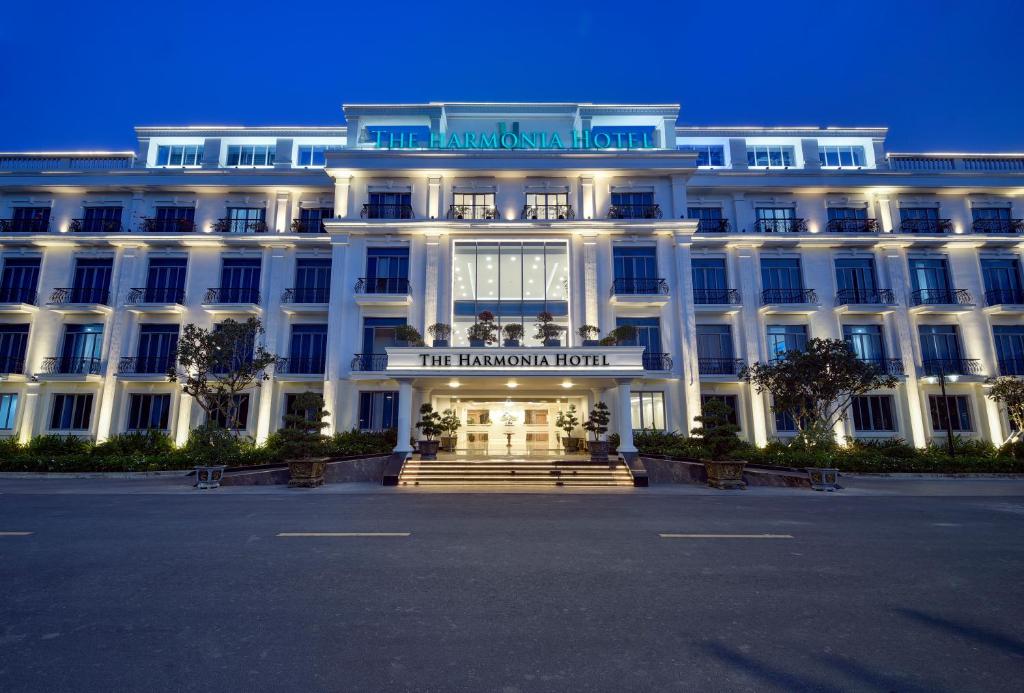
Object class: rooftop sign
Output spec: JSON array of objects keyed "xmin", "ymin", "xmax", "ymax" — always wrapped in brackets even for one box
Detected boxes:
[{"xmin": 374, "ymin": 127, "xmax": 655, "ymax": 151}]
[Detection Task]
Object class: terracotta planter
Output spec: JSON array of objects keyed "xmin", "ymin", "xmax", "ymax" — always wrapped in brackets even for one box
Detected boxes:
[
  {"xmin": 418, "ymin": 440, "xmax": 440, "ymax": 460},
  {"xmin": 704, "ymin": 460, "xmax": 747, "ymax": 490},
  {"xmin": 287, "ymin": 457, "xmax": 329, "ymax": 488},
  {"xmin": 808, "ymin": 467, "xmax": 840, "ymax": 492},
  {"xmin": 589, "ymin": 440, "xmax": 609, "ymax": 463},
  {"xmin": 440, "ymin": 435, "xmax": 457, "ymax": 452},
  {"xmin": 561, "ymin": 436, "xmax": 580, "ymax": 453},
  {"xmin": 194, "ymin": 465, "xmax": 226, "ymax": 490}
]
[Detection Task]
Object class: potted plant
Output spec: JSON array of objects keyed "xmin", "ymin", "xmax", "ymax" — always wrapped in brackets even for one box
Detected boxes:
[
  {"xmin": 577, "ymin": 324, "xmax": 600, "ymax": 346},
  {"xmin": 502, "ymin": 323, "xmax": 524, "ymax": 347},
  {"xmin": 427, "ymin": 322, "xmax": 451, "ymax": 347},
  {"xmin": 394, "ymin": 324, "xmax": 425, "ymax": 347},
  {"xmin": 691, "ymin": 399, "xmax": 746, "ymax": 490},
  {"xmin": 555, "ymin": 404, "xmax": 580, "ymax": 452},
  {"xmin": 414, "ymin": 403, "xmax": 443, "ymax": 459},
  {"xmin": 608, "ymin": 432, "xmax": 620, "ymax": 457},
  {"xmin": 187, "ymin": 423, "xmax": 236, "ymax": 489},
  {"xmin": 467, "ymin": 311, "xmax": 497, "ymax": 347},
  {"xmin": 439, "ymin": 408, "xmax": 461, "ymax": 452},
  {"xmin": 608, "ymin": 324, "xmax": 638, "ymax": 345},
  {"xmin": 277, "ymin": 392, "xmax": 331, "ymax": 488},
  {"xmin": 583, "ymin": 401, "xmax": 612, "ymax": 464},
  {"xmin": 598, "ymin": 335, "xmax": 617, "ymax": 347},
  {"xmin": 534, "ymin": 311, "xmax": 563, "ymax": 347}
]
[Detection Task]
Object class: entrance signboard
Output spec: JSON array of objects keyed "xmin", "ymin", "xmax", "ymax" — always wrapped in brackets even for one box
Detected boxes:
[{"xmin": 384, "ymin": 347, "xmax": 646, "ymax": 374}]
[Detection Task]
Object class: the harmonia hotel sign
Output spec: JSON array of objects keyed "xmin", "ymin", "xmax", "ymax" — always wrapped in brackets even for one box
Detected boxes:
[{"xmin": 372, "ymin": 123, "xmax": 656, "ymax": 150}]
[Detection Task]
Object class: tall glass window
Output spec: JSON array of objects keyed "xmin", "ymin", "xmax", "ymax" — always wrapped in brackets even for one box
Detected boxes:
[
  {"xmin": 701, "ymin": 394, "xmax": 740, "ymax": 426},
  {"xmin": 72, "ymin": 257, "xmax": 113, "ymax": 303},
  {"xmin": 994, "ymin": 326, "xmax": 1024, "ymax": 375},
  {"xmin": 145, "ymin": 257, "xmax": 187, "ymax": 303},
  {"xmin": 835, "ymin": 258, "xmax": 877, "ymax": 302},
  {"xmin": 359, "ymin": 391, "xmax": 398, "ymax": 431},
  {"xmin": 760, "ymin": 258, "xmax": 803, "ymax": 291},
  {"xmin": 220, "ymin": 258, "xmax": 261, "ymax": 302},
  {"xmin": 919, "ymin": 325, "xmax": 962, "ymax": 362},
  {"xmin": 0, "ymin": 257, "xmax": 40, "ymax": 303},
  {"xmin": 747, "ymin": 145, "xmax": 795, "ymax": 168},
  {"xmin": 289, "ymin": 324, "xmax": 328, "ymax": 374},
  {"xmin": 692, "ymin": 258, "xmax": 728, "ymax": 303},
  {"xmin": 225, "ymin": 145, "xmax": 275, "ymax": 167},
  {"xmin": 524, "ymin": 193, "xmax": 571, "ymax": 220},
  {"xmin": 688, "ymin": 206, "xmax": 726, "ymax": 233},
  {"xmin": 851, "ymin": 396, "xmax": 897, "ymax": 432},
  {"xmin": 295, "ymin": 207, "xmax": 333, "ymax": 233},
  {"xmin": 908, "ymin": 258, "xmax": 951, "ymax": 301},
  {"xmin": 155, "ymin": 145, "xmax": 203, "ymax": 167},
  {"xmin": 50, "ymin": 393, "xmax": 94, "ymax": 431},
  {"xmin": 767, "ymin": 325, "xmax": 807, "ymax": 358},
  {"xmin": 818, "ymin": 145, "xmax": 866, "ymax": 168},
  {"xmin": 0, "ymin": 324, "xmax": 29, "ymax": 374},
  {"xmin": 0, "ymin": 392, "xmax": 18, "ymax": 430},
  {"xmin": 127, "ymin": 394, "xmax": 172, "ymax": 431},
  {"xmin": 929, "ymin": 395, "xmax": 972, "ymax": 432},
  {"xmin": 843, "ymin": 325, "xmax": 885, "ymax": 362},
  {"xmin": 451, "ymin": 193, "xmax": 497, "ymax": 219},
  {"xmin": 294, "ymin": 258, "xmax": 331, "ymax": 303},
  {"xmin": 981, "ymin": 258, "xmax": 1023, "ymax": 304},
  {"xmin": 136, "ymin": 324, "xmax": 179, "ymax": 373},
  {"xmin": 365, "ymin": 247, "xmax": 409, "ymax": 293},
  {"xmin": 296, "ymin": 145, "xmax": 342, "ymax": 167},
  {"xmin": 630, "ymin": 392, "xmax": 666, "ymax": 430},
  {"xmin": 677, "ymin": 144, "xmax": 725, "ymax": 167}
]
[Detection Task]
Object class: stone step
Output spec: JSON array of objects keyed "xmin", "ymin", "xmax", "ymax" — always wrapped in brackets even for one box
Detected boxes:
[{"xmin": 398, "ymin": 457, "xmax": 634, "ymax": 488}]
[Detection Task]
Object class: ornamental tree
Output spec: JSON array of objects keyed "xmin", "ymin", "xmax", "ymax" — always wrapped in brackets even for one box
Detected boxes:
[
  {"xmin": 741, "ymin": 338, "xmax": 899, "ymax": 448},
  {"xmin": 986, "ymin": 376, "xmax": 1024, "ymax": 443},
  {"xmin": 583, "ymin": 401, "xmax": 611, "ymax": 442},
  {"xmin": 168, "ymin": 317, "xmax": 279, "ymax": 433},
  {"xmin": 556, "ymin": 404, "xmax": 580, "ymax": 438},
  {"xmin": 276, "ymin": 392, "xmax": 330, "ymax": 460},
  {"xmin": 690, "ymin": 399, "xmax": 743, "ymax": 460}
]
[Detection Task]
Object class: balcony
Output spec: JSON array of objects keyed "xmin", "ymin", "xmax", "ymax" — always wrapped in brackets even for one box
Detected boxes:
[
  {"xmin": 521, "ymin": 205, "xmax": 575, "ymax": 221},
  {"xmin": 0, "ymin": 356, "xmax": 26, "ymax": 376},
  {"xmin": 68, "ymin": 218, "xmax": 122, "ymax": 233},
  {"xmin": 290, "ymin": 218, "xmax": 328, "ymax": 233},
  {"xmin": 753, "ymin": 218, "xmax": 808, "ymax": 233},
  {"xmin": 860, "ymin": 358, "xmax": 906, "ymax": 376},
  {"xmin": 0, "ymin": 218, "xmax": 49, "ymax": 233},
  {"xmin": 126, "ymin": 287, "xmax": 186, "ymax": 314},
  {"xmin": 351, "ymin": 353, "xmax": 388, "ymax": 372},
  {"xmin": 354, "ymin": 278, "xmax": 412, "ymax": 307},
  {"xmin": 695, "ymin": 218, "xmax": 730, "ymax": 233},
  {"xmin": 834, "ymin": 288, "xmax": 897, "ymax": 313},
  {"xmin": 760, "ymin": 289, "xmax": 819, "ymax": 314},
  {"xmin": 998, "ymin": 359, "xmax": 1024, "ymax": 376},
  {"xmin": 40, "ymin": 356, "xmax": 102, "ymax": 377},
  {"xmin": 608, "ymin": 204, "xmax": 663, "ymax": 220},
  {"xmin": 276, "ymin": 357, "xmax": 326, "ymax": 378},
  {"xmin": 0, "ymin": 287, "xmax": 38, "ymax": 313},
  {"xmin": 140, "ymin": 218, "xmax": 195, "ymax": 233},
  {"xmin": 693, "ymin": 289, "xmax": 741, "ymax": 313},
  {"xmin": 984, "ymin": 288, "xmax": 1024, "ymax": 313},
  {"xmin": 361, "ymin": 204, "xmax": 414, "ymax": 220},
  {"xmin": 698, "ymin": 358, "xmax": 745, "ymax": 378},
  {"xmin": 446, "ymin": 205, "xmax": 499, "ymax": 220},
  {"xmin": 900, "ymin": 218, "xmax": 953, "ymax": 234},
  {"xmin": 118, "ymin": 356, "xmax": 175, "ymax": 376},
  {"xmin": 642, "ymin": 353, "xmax": 673, "ymax": 371},
  {"xmin": 909, "ymin": 289, "xmax": 973, "ymax": 313},
  {"xmin": 609, "ymin": 278, "xmax": 669, "ymax": 307},
  {"xmin": 202, "ymin": 288, "xmax": 261, "ymax": 313},
  {"xmin": 921, "ymin": 358, "xmax": 983, "ymax": 378},
  {"xmin": 48, "ymin": 287, "xmax": 111, "ymax": 314},
  {"xmin": 281, "ymin": 287, "xmax": 330, "ymax": 314},
  {"xmin": 826, "ymin": 218, "xmax": 878, "ymax": 233},
  {"xmin": 211, "ymin": 218, "xmax": 268, "ymax": 234},
  {"xmin": 972, "ymin": 218, "xmax": 1023, "ymax": 234}
]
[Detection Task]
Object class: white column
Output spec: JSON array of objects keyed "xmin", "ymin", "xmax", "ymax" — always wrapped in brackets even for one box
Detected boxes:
[
  {"xmin": 274, "ymin": 190, "xmax": 290, "ymax": 233},
  {"xmin": 423, "ymin": 233, "xmax": 441, "ymax": 330},
  {"xmin": 882, "ymin": 245, "xmax": 927, "ymax": 447},
  {"xmin": 580, "ymin": 176, "xmax": 595, "ymax": 220},
  {"xmin": 616, "ymin": 379, "xmax": 636, "ymax": 453},
  {"xmin": 95, "ymin": 245, "xmax": 143, "ymax": 441},
  {"xmin": 333, "ymin": 176, "xmax": 351, "ymax": 218},
  {"xmin": 394, "ymin": 379, "xmax": 414, "ymax": 454},
  {"xmin": 735, "ymin": 245, "xmax": 769, "ymax": 445},
  {"xmin": 18, "ymin": 385, "xmax": 39, "ymax": 444},
  {"xmin": 174, "ymin": 393, "xmax": 194, "ymax": 446},
  {"xmin": 672, "ymin": 233, "xmax": 702, "ymax": 431},
  {"xmin": 427, "ymin": 176, "xmax": 441, "ymax": 220},
  {"xmin": 254, "ymin": 246, "xmax": 288, "ymax": 443},
  {"xmin": 322, "ymin": 235, "xmax": 350, "ymax": 434},
  {"xmin": 127, "ymin": 190, "xmax": 146, "ymax": 233},
  {"xmin": 582, "ymin": 233, "xmax": 599, "ymax": 328},
  {"xmin": 670, "ymin": 174, "xmax": 688, "ymax": 219},
  {"xmin": 877, "ymin": 197, "xmax": 895, "ymax": 233}
]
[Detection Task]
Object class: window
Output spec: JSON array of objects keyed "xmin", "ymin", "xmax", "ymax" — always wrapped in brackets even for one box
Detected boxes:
[
  {"xmin": 366, "ymin": 192, "xmax": 413, "ymax": 219},
  {"xmin": 692, "ymin": 258, "xmax": 729, "ymax": 303},
  {"xmin": 295, "ymin": 207, "xmax": 333, "ymax": 233},
  {"xmin": 296, "ymin": 145, "xmax": 342, "ymax": 167},
  {"xmin": 747, "ymin": 145, "xmax": 795, "ymax": 168},
  {"xmin": 8, "ymin": 207, "xmax": 50, "ymax": 232},
  {"xmin": 972, "ymin": 207, "xmax": 1014, "ymax": 233},
  {"xmin": 767, "ymin": 325, "xmax": 807, "ymax": 358},
  {"xmin": 701, "ymin": 394, "xmax": 740, "ymax": 426},
  {"xmin": 225, "ymin": 144, "xmax": 275, "ymax": 167},
  {"xmin": 136, "ymin": 324, "xmax": 179, "ymax": 373},
  {"xmin": 631, "ymin": 392, "xmax": 666, "ymax": 430},
  {"xmin": 0, "ymin": 324, "xmax": 29, "ymax": 374},
  {"xmin": 523, "ymin": 409, "xmax": 548, "ymax": 425},
  {"xmin": 928, "ymin": 395, "xmax": 972, "ymax": 432},
  {"xmin": 144, "ymin": 257, "xmax": 187, "ymax": 302},
  {"xmin": 827, "ymin": 207, "xmax": 871, "ymax": 232},
  {"xmin": 451, "ymin": 193, "xmax": 497, "ymax": 219},
  {"xmin": 524, "ymin": 192, "xmax": 570, "ymax": 219},
  {"xmin": 224, "ymin": 207, "xmax": 266, "ymax": 234},
  {"xmin": 612, "ymin": 246, "xmax": 658, "ymax": 282},
  {"xmin": 760, "ymin": 258, "xmax": 803, "ymax": 291},
  {"xmin": 919, "ymin": 325, "xmax": 962, "ymax": 363},
  {"xmin": 60, "ymin": 323, "xmax": 104, "ymax": 373},
  {"xmin": 294, "ymin": 258, "xmax": 331, "ymax": 302},
  {"xmin": 756, "ymin": 207, "xmax": 801, "ymax": 233},
  {"xmin": 466, "ymin": 409, "xmax": 491, "ymax": 425},
  {"xmin": 901, "ymin": 207, "xmax": 945, "ymax": 233},
  {"xmin": 365, "ymin": 247, "xmax": 410, "ymax": 293},
  {"xmin": 50, "ymin": 393, "xmax": 93, "ymax": 431},
  {"xmin": 283, "ymin": 394, "xmax": 324, "ymax": 424},
  {"xmin": 818, "ymin": 145, "xmax": 866, "ymax": 168},
  {"xmin": 80, "ymin": 207, "xmax": 123, "ymax": 233},
  {"xmin": 981, "ymin": 258, "xmax": 1023, "ymax": 304},
  {"xmin": 289, "ymin": 324, "xmax": 328, "ymax": 374},
  {"xmin": 72, "ymin": 257, "xmax": 113, "ymax": 303},
  {"xmin": 994, "ymin": 326, "xmax": 1024, "ymax": 376},
  {"xmin": 616, "ymin": 317, "xmax": 663, "ymax": 368},
  {"xmin": 358, "ymin": 392, "xmax": 398, "ymax": 430},
  {"xmin": 843, "ymin": 325, "xmax": 885, "ymax": 363},
  {"xmin": 0, "ymin": 257, "xmax": 41, "ymax": 303},
  {"xmin": 851, "ymin": 396, "xmax": 897, "ymax": 432},
  {"xmin": 835, "ymin": 258, "xmax": 877, "ymax": 297},
  {"xmin": 0, "ymin": 393, "xmax": 18, "ymax": 430},
  {"xmin": 907, "ymin": 258, "xmax": 951, "ymax": 300},
  {"xmin": 677, "ymin": 144, "xmax": 725, "ymax": 167},
  {"xmin": 688, "ymin": 206, "xmax": 726, "ymax": 232},
  {"xmin": 149, "ymin": 206, "xmax": 196, "ymax": 233},
  {"xmin": 127, "ymin": 394, "xmax": 171, "ymax": 431},
  {"xmin": 220, "ymin": 258, "xmax": 261, "ymax": 302},
  {"xmin": 696, "ymin": 325, "xmax": 735, "ymax": 374},
  {"xmin": 155, "ymin": 144, "xmax": 203, "ymax": 167},
  {"xmin": 610, "ymin": 192, "xmax": 657, "ymax": 218},
  {"xmin": 208, "ymin": 394, "xmax": 250, "ymax": 430}
]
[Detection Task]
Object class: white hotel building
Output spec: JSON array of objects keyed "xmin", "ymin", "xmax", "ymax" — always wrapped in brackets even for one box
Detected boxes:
[{"xmin": 0, "ymin": 102, "xmax": 1022, "ymax": 458}]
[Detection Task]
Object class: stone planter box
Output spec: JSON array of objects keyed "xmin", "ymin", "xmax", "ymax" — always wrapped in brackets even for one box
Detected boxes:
[
  {"xmin": 808, "ymin": 467, "xmax": 840, "ymax": 491},
  {"xmin": 432, "ymin": 339, "xmax": 449, "ymax": 348},
  {"xmin": 287, "ymin": 457, "xmax": 329, "ymax": 488},
  {"xmin": 418, "ymin": 440, "xmax": 440, "ymax": 460},
  {"xmin": 194, "ymin": 465, "xmax": 226, "ymax": 490},
  {"xmin": 704, "ymin": 460, "xmax": 747, "ymax": 490},
  {"xmin": 561, "ymin": 436, "xmax": 580, "ymax": 453},
  {"xmin": 440, "ymin": 435, "xmax": 457, "ymax": 452},
  {"xmin": 589, "ymin": 440, "xmax": 609, "ymax": 463}
]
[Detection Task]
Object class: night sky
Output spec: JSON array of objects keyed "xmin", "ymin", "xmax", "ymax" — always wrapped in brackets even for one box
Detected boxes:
[{"xmin": 2, "ymin": 0, "xmax": 1022, "ymax": 151}]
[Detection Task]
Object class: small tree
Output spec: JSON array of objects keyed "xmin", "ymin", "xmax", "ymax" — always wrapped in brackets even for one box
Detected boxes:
[
  {"xmin": 414, "ymin": 403, "xmax": 443, "ymax": 441},
  {"xmin": 502, "ymin": 323, "xmax": 524, "ymax": 343},
  {"xmin": 427, "ymin": 323, "xmax": 451, "ymax": 342},
  {"xmin": 276, "ymin": 392, "xmax": 330, "ymax": 460},
  {"xmin": 534, "ymin": 311, "xmax": 564, "ymax": 343},
  {"xmin": 577, "ymin": 325, "xmax": 599, "ymax": 342},
  {"xmin": 607, "ymin": 324, "xmax": 637, "ymax": 345},
  {"xmin": 583, "ymin": 401, "xmax": 611, "ymax": 442},
  {"xmin": 690, "ymin": 399, "xmax": 742, "ymax": 460},
  {"xmin": 467, "ymin": 311, "xmax": 498, "ymax": 345},
  {"xmin": 556, "ymin": 404, "xmax": 580, "ymax": 439},
  {"xmin": 168, "ymin": 317, "xmax": 278, "ymax": 434},
  {"xmin": 394, "ymin": 324, "xmax": 425, "ymax": 346},
  {"xmin": 987, "ymin": 376, "xmax": 1024, "ymax": 443},
  {"xmin": 439, "ymin": 408, "xmax": 461, "ymax": 439},
  {"xmin": 741, "ymin": 338, "xmax": 898, "ymax": 448}
]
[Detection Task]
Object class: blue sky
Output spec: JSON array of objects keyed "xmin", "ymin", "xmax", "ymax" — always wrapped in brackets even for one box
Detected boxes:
[{"xmin": 1, "ymin": 0, "xmax": 1022, "ymax": 151}]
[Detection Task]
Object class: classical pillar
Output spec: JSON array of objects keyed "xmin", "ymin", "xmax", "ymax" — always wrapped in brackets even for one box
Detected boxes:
[
  {"xmin": 735, "ymin": 244, "xmax": 769, "ymax": 445},
  {"xmin": 95, "ymin": 244, "xmax": 143, "ymax": 441},
  {"xmin": 882, "ymin": 245, "xmax": 927, "ymax": 447},
  {"xmin": 423, "ymin": 233, "xmax": 441, "ymax": 330},
  {"xmin": 273, "ymin": 189, "xmax": 290, "ymax": 233},
  {"xmin": 669, "ymin": 174, "xmax": 688, "ymax": 219},
  {"xmin": 616, "ymin": 378, "xmax": 637, "ymax": 454},
  {"xmin": 333, "ymin": 176, "xmax": 352, "ymax": 219},
  {"xmin": 427, "ymin": 176, "xmax": 441, "ymax": 220},
  {"xmin": 174, "ymin": 392, "xmax": 193, "ymax": 446},
  {"xmin": 672, "ymin": 232, "xmax": 702, "ymax": 431},
  {"xmin": 18, "ymin": 384, "xmax": 39, "ymax": 444},
  {"xmin": 582, "ymin": 233, "xmax": 599, "ymax": 329},
  {"xmin": 322, "ymin": 235, "xmax": 350, "ymax": 435},
  {"xmin": 394, "ymin": 379, "xmax": 414, "ymax": 454},
  {"xmin": 254, "ymin": 246, "xmax": 288, "ymax": 443},
  {"xmin": 580, "ymin": 176, "xmax": 595, "ymax": 220}
]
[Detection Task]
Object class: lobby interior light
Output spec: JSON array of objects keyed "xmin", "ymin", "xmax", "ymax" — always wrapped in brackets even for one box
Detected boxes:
[
  {"xmin": 506, "ymin": 380, "xmax": 518, "ymax": 389},
  {"xmin": 449, "ymin": 380, "xmax": 460, "ymax": 388},
  {"xmin": 561, "ymin": 380, "xmax": 573, "ymax": 389}
]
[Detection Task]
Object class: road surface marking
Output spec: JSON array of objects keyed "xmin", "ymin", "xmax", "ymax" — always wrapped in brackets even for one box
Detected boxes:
[
  {"xmin": 277, "ymin": 532, "xmax": 411, "ymax": 538},
  {"xmin": 0, "ymin": 531, "xmax": 33, "ymax": 536},
  {"xmin": 659, "ymin": 533, "xmax": 794, "ymax": 539}
]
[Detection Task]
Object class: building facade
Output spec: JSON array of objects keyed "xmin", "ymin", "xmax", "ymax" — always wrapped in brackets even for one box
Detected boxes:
[{"xmin": 0, "ymin": 102, "xmax": 1022, "ymax": 455}]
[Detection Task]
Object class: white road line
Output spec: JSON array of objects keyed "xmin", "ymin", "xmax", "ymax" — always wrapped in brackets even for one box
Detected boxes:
[
  {"xmin": 0, "ymin": 531, "xmax": 33, "ymax": 536},
  {"xmin": 659, "ymin": 533, "xmax": 794, "ymax": 539},
  {"xmin": 276, "ymin": 532, "xmax": 411, "ymax": 538}
]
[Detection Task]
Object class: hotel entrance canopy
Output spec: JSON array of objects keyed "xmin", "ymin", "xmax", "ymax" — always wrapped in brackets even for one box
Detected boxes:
[{"xmin": 383, "ymin": 346, "xmax": 647, "ymax": 379}]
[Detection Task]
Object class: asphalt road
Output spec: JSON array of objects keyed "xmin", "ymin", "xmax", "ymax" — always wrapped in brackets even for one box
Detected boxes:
[{"xmin": 1, "ymin": 481, "xmax": 1023, "ymax": 692}]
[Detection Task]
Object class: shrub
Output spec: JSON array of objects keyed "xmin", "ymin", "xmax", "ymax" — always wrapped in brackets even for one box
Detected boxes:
[
  {"xmin": 94, "ymin": 431, "xmax": 175, "ymax": 457},
  {"xmin": 325, "ymin": 428, "xmax": 396, "ymax": 456},
  {"xmin": 26, "ymin": 434, "xmax": 93, "ymax": 456}
]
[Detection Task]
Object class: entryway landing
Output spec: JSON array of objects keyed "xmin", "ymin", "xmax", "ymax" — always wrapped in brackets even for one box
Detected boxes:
[{"xmin": 398, "ymin": 455, "xmax": 635, "ymax": 488}]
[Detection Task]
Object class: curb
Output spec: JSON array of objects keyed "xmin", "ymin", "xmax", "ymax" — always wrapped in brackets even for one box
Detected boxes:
[
  {"xmin": 843, "ymin": 472, "xmax": 1024, "ymax": 479},
  {"xmin": 0, "ymin": 470, "xmax": 193, "ymax": 480}
]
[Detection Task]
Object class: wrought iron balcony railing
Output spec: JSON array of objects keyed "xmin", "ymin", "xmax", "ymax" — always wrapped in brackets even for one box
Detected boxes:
[
  {"xmin": 282, "ymin": 287, "xmax": 330, "ymax": 304},
  {"xmin": 118, "ymin": 356, "xmax": 175, "ymax": 375},
  {"xmin": 835, "ymin": 288, "xmax": 896, "ymax": 306},
  {"xmin": 754, "ymin": 218, "xmax": 808, "ymax": 233},
  {"xmin": 972, "ymin": 218, "xmax": 1023, "ymax": 234},
  {"xmin": 41, "ymin": 356, "xmax": 102, "ymax": 375},
  {"xmin": 998, "ymin": 359, "xmax": 1024, "ymax": 376},
  {"xmin": 0, "ymin": 218, "xmax": 49, "ymax": 233},
  {"xmin": 0, "ymin": 287, "xmax": 37, "ymax": 304},
  {"xmin": 900, "ymin": 218, "xmax": 953, "ymax": 234},
  {"xmin": 361, "ymin": 204, "xmax": 414, "ymax": 220},
  {"xmin": 277, "ymin": 356, "xmax": 326, "ymax": 375},
  {"xmin": 695, "ymin": 218, "xmax": 730, "ymax": 233},
  {"xmin": 826, "ymin": 218, "xmax": 879, "ymax": 233},
  {"xmin": 127, "ymin": 287, "xmax": 185, "ymax": 305},
  {"xmin": 0, "ymin": 356, "xmax": 25, "ymax": 375},
  {"xmin": 351, "ymin": 353, "xmax": 388, "ymax": 371},
  {"xmin": 211, "ymin": 218, "xmax": 268, "ymax": 234},
  {"xmin": 140, "ymin": 218, "xmax": 195, "ymax": 233},
  {"xmin": 290, "ymin": 218, "xmax": 328, "ymax": 233},
  {"xmin": 642, "ymin": 353, "xmax": 673, "ymax": 371},
  {"xmin": 355, "ymin": 277, "xmax": 411, "ymax": 295},
  {"xmin": 921, "ymin": 358, "xmax": 983, "ymax": 377},
  {"xmin": 521, "ymin": 204, "xmax": 575, "ymax": 220},
  {"xmin": 610, "ymin": 278, "xmax": 669, "ymax": 296},
  {"xmin": 859, "ymin": 358, "xmax": 906, "ymax": 376},
  {"xmin": 608, "ymin": 204, "xmax": 663, "ymax": 220},
  {"xmin": 693, "ymin": 288, "xmax": 740, "ymax": 305},
  {"xmin": 203, "ymin": 287, "xmax": 260, "ymax": 304},
  {"xmin": 446, "ymin": 205, "xmax": 499, "ymax": 220},
  {"xmin": 49, "ymin": 287, "xmax": 110, "ymax": 305},
  {"xmin": 985, "ymin": 288, "xmax": 1024, "ymax": 305},
  {"xmin": 68, "ymin": 218, "xmax": 122, "ymax": 233},
  {"xmin": 761, "ymin": 288, "xmax": 818, "ymax": 304},
  {"xmin": 698, "ymin": 357, "xmax": 745, "ymax": 376},
  {"xmin": 910, "ymin": 288, "xmax": 972, "ymax": 306}
]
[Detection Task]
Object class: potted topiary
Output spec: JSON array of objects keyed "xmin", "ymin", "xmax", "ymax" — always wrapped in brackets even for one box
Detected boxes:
[
  {"xmin": 278, "ymin": 392, "xmax": 331, "ymax": 488},
  {"xmin": 598, "ymin": 335, "xmax": 617, "ymax": 347},
  {"xmin": 467, "ymin": 311, "xmax": 497, "ymax": 347},
  {"xmin": 608, "ymin": 432, "xmax": 620, "ymax": 457},
  {"xmin": 577, "ymin": 324, "xmax": 600, "ymax": 346},
  {"xmin": 394, "ymin": 324, "xmax": 425, "ymax": 347},
  {"xmin": 583, "ymin": 401, "xmax": 612, "ymax": 464},
  {"xmin": 608, "ymin": 324, "xmax": 638, "ymax": 345},
  {"xmin": 502, "ymin": 323, "xmax": 524, "ymax": 347},
  {"xmin": 427, "ymin": 323, "xmax": 451, "ymax": 347},
  {"xmin": 691, "ymin": 399, "xmax": 746, "ymax": 490},
  {"xmin": 439, "ymin": 408, "xmax": 461, "ymax": 452},
  {"xmin": 187, "ymin": 423, "xmax": 236, "ymax": 489},
  {"xmin": 414, "ymin": 403, "xmax": 443, "ymax": 459},
  {"xmin": 534, "ymin": 311, "xmax": 563, "ymax": 347},
  {"xmin": 555, "ymin": 404, "xmax": 580, "ymax": 452}
]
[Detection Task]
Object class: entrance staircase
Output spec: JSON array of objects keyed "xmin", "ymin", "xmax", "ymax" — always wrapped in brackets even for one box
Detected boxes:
[{"xmin": 398, "ymin": 457, "xmax": 635, "ymax": 488}]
